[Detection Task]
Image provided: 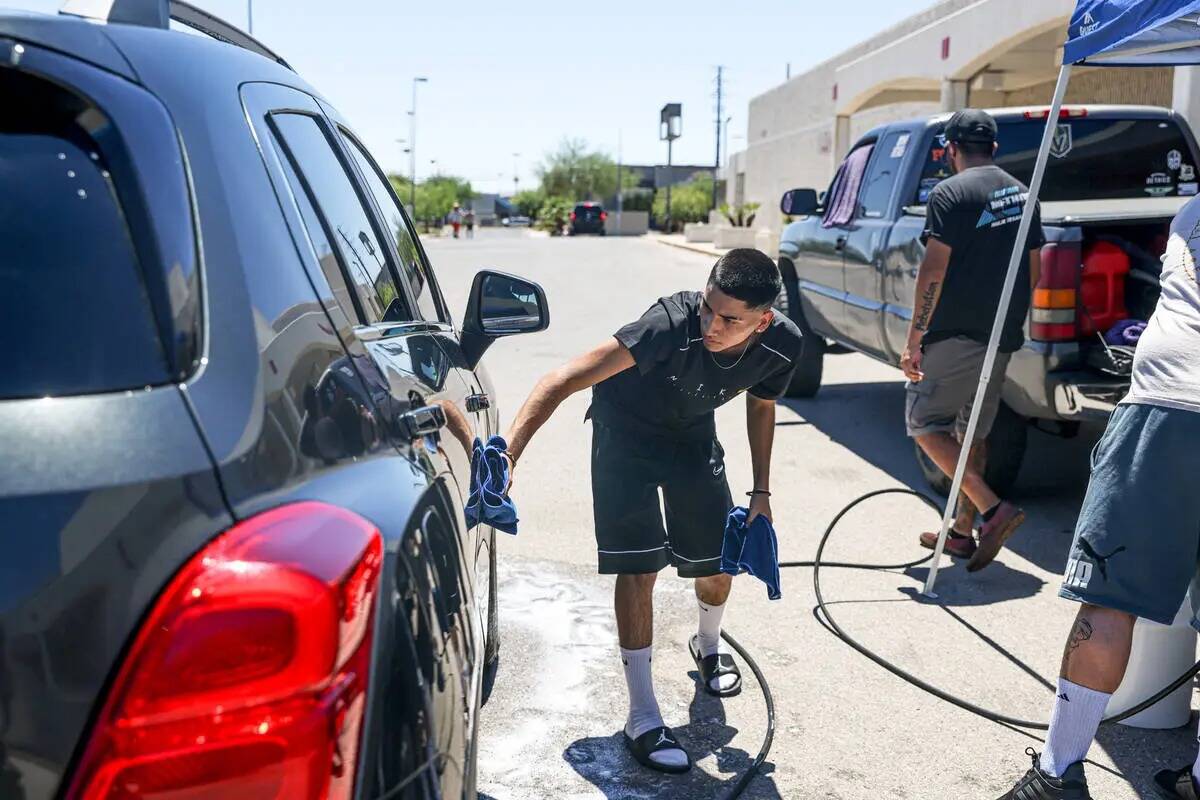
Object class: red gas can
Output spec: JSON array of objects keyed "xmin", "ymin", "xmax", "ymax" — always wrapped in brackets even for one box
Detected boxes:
[{"xmin": 1079, "ymin": 241, "xmax": 1130, "ymax": 336}]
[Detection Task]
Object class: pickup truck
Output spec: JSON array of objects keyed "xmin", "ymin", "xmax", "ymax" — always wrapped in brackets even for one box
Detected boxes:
[{"xmin": 776, "ymin": 105, "xmax": 1199, "ymax": 494}]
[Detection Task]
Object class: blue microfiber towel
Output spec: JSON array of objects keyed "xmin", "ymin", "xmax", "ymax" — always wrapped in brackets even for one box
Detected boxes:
[
  {"xmin": 720, "ymin": 507, "xmax": 781, "ymax": 600},
  {"xmin": 465, "ymin": 435, "xmax": 519, "ymax": 535}
]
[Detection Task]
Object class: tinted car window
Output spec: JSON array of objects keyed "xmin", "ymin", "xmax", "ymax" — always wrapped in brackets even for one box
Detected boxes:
[
  {"xmin": 858, "ymin": 132, "xmax": 906, "ymax": 218},
  {"xmin": 915, "ymin": 117, "xmax": 1197, "ymax": 204},
  {"xmin": 270, "ymin": 113, "xmax": 409, "ymax": 324},
  {"xmin": 0, "ymin": 68, "xmax": 167, "ymax": 399},
  {"xmin": 341, "ymin": 133, "xmax": 448, "ymax": 324},
  {"xmin": 274, "ymin": 147, "xmax": 358, "ymax": 321}
]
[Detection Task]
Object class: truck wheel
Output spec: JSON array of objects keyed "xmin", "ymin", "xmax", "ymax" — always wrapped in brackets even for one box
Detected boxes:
[
  {"xmin": 778, "ymin": 270, "xmax": 823, "ymax": 398},
  {"xmin": 914, "ymin": 403, "xmax": 1028, "ymax": 498}
]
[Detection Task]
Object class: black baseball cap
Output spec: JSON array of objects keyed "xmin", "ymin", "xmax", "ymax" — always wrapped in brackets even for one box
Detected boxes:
[{"xmin": 944, "ymin": 109, "xmax": 998, "ymax": 144}]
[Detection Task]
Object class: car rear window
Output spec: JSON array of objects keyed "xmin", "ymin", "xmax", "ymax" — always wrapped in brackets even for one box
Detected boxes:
[
  {"xmin": 0, "ymin": 68, "xmax": 167, "ymax": 400},
  {"xmin": 915, "ymin": 117, "xmax": 1197, "ymax": 204}
]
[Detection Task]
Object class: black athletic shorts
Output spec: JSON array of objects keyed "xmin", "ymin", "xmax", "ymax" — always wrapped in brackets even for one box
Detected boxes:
[{"xmin": 591, "ymin": 421, "xmax": 733, "ymax": 577}]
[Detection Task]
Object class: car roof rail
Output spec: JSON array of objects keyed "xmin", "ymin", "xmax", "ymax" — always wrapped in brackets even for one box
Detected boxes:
[{"xmin": 60, "ymin": 0, "xmax": 293, "ymax": 71}]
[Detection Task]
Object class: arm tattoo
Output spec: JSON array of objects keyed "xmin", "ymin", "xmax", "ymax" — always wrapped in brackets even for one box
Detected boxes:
[{"xmin": 913, "ymin": 280, "xmax": 939, "ymax": 332}]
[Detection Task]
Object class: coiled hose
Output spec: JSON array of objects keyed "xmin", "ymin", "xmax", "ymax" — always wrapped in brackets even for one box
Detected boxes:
[{"xmin": 718, "ymin": 487, "xmax": 1200, "ymax": 799}]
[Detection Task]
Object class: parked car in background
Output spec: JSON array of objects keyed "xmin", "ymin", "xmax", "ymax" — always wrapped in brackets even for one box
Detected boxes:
[
  {"xmin": 570, "ymin": 201, "xmax": 607, "ymax": 235},
  {"xmin": 0, "ymin": 3, "xmax": 549, "ymax": 799},
  {"xmin": 502, "ymin": 215, "xmax": 532, "ymax": 227},
  {"xmin": 776, "ymin": 105, "xmax": 1198, "ymax": 494}
]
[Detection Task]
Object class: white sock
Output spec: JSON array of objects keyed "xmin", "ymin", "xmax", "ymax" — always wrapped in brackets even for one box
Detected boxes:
[
  {"xmin": 696, "ymin": 599, "xmax": 737, "ymax": 692},
  {"xmin": 1041, "ymin": 678, "xmax": 1111, "ymax": 777},
  {"xmin": 621, "ymin": 646, "xmax": 686, "ymax": 769}
]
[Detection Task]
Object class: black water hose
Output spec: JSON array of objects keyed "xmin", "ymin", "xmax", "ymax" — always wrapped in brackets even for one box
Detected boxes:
[{"xmin": 718, "ymin": 487, "xmax": 1200, "ymax": 799}]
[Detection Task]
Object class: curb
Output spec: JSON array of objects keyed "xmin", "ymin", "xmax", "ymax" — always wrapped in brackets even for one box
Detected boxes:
[{"xmin": 653, "ymin": 236, "xmax": 725, "ymax": 259}]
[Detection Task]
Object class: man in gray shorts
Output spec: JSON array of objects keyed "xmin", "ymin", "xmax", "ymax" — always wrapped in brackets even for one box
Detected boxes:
[
  {"xmin": 901, "ymin": 109, "xmax": 1044, "ymax": 572},
  {"xmin": 997, "ymin": 191, "xmax": 1200, "ymax": 800}
]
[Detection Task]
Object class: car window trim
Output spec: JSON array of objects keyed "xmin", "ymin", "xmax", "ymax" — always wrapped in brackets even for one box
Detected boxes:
[
  {"xmin": 266, "ymin": 110, "xmax": 416, "ymax": 325},
  {"xmin": 335, "ymin": 125, "xmax": 453, "ymax": 326}
]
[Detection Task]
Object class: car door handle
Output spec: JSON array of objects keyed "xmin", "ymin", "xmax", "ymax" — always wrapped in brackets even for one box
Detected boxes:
[
  {"xmin": 397, "ymin": 404, "xmax": 447, "ymax": 440},
  {"xmin": 466, "ymin": 393, "xmax": 491, "ymax": 413}
]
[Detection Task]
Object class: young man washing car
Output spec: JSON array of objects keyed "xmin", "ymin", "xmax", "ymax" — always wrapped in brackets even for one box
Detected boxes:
[{"xmin": 500, "ymin": 249, "xmax": 802, "ymax": 773}]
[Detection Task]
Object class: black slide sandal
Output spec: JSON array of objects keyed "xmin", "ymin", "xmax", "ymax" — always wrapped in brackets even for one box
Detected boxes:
[
  {"xmin": 623, "ymin": 726, "xmax": 692, "ymax": 774},
  {"xmin": 689, "ymin": 634, "xmax": 742, "ymax": 697}
]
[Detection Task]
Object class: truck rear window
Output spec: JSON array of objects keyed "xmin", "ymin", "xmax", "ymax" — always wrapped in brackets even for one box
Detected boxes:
[
  {"xmin": 915, "ymin": 117, "xmax": 1197, "ymax": 204},
  {"xmin": 0, "ymin": 68, "xmax": 168, "ymax": 400}
]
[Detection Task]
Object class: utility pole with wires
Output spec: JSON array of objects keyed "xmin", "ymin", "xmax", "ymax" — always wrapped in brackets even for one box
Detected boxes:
[{"xmin": 713, "ymin": 65, "xmax": 724, "ymax": 211}]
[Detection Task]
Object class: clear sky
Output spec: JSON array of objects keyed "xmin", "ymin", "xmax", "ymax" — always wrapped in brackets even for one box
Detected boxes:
[{"xmin": 11, "ymin": 0, "xmax": 934, "ymax": 194}]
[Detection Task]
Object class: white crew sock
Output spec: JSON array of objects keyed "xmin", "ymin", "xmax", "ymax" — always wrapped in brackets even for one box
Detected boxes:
[
  {"xmin": 696, "ymin": 599, "xmax": 737, "ymax": 692},
  {"xmin": 1040, "ymin": 678, "xmax": 1111, "ymax": 777},
  {"xmin": 620, "ymin": 645, "xmax": 687, "ymax": 769}
]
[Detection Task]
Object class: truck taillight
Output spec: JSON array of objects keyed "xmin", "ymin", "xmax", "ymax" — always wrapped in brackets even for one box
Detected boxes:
[
  {"xmin": 66, "ymin": 502, "xmax": 383, "ymax": 800},
  {"xmin": 1031, "ymin": 241, "xmax": 1081, "ymax": 342},
  {"xmin": 1023, "ymin": 108, "xmax": 1088, "ymax": 119},
  {"xmin": 600, "ymin": 211, "xmax": 607, "ymax": 221},
  {"xmin": 569, "ymin": 211, "xmax": 576, "ymax": 221}
]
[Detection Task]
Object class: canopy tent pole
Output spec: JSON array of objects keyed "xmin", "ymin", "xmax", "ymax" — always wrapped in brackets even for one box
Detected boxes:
[{"xmin": 922, "ymin": 63, "xmax": 1074, "ymax": 598}]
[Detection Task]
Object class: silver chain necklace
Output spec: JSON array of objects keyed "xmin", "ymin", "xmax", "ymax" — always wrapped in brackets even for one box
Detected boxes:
[{"xmin": 708, "ymin": 335, "xmax": 758, "ymax": 370}]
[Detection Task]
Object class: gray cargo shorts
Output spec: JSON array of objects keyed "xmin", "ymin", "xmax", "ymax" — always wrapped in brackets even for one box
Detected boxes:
[
  {"xmin": 1060, "ymin": 403, "xmax": 1200, "ymax": 628},
  {"xmin": 905, "ymin": 336, "xmax": 1011, "ymax": 440}
]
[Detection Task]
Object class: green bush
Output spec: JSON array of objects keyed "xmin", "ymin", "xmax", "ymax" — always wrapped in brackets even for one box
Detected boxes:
[
  {"xmin": 513, "ymin": 189, "xmax": 546, "ymax": 219},
  {"xmin": 653, "ymin": 172, "xmax": 715, "ymax": 230},
  {"xmin": 535, "ymin": 196, "xmax": 572, "ymax": 235},
  {"xmin": 618, "ymin": 191, "xmax": 653, "ymax": 212}
]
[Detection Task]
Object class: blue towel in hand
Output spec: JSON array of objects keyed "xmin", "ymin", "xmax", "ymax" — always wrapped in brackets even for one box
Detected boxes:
[
  {"xmin": 465, "ymin": 435, "xmax": 519, "ymax": 535},
  {"xmin": 720, "ymin": 507, "xmax": 781, "ymax": 600}
]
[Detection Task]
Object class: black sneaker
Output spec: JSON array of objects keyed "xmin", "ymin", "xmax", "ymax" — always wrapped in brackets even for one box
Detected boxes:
[
  {"xmin": 997, "ymin": 749, "xmax": 1091, "ymax": 799},
  {"xmin": 1153, "ymin": 766, "xmax": 1200, "ymax": 799}
]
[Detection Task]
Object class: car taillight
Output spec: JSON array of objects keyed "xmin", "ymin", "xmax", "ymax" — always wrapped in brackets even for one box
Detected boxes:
[
  {"xmin": 65, "ymin": 502, "xmax": 383, "ymax": 800},
  {"xmin": 1031, "ymin": 241, "xmax": 1081, "ymax": 342},
  {"xmin": 600, "ymin": 211, "xmax": 607, "ymax": 221},
  {"xmin": 569, "ymin": 212, "xmax": 576, "ymax": 221}
]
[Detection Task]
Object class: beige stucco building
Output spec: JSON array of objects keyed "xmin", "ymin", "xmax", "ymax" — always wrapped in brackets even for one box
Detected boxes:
[{"xmin": 728, "ymin": 0, "xmax": 1200, "ymax": 233}]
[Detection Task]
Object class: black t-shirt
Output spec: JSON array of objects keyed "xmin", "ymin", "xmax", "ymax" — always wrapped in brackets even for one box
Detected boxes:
[
  {"xmin": 921, "ymin": 164, "xmax": 1046, "ymax": 353},
  {"xmin": 590, "ymin": 291, "xmax": 804, "ymax": 441}
]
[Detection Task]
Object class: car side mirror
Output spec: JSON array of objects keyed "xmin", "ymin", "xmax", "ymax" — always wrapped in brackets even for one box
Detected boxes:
[
  {"xmin": 461, "ymin": 270, "xmax": 550, "ymax": 369},
  {"xmin": 780, "ymin": 188, "xmax": 819, "ymax": 216}
]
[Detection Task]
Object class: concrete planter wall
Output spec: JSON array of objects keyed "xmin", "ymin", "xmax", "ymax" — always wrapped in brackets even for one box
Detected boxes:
[
  {"xmin": 606, "ymin": 210, "xmax": 649, "ymax": 236},
  {"xmin": 684, "ymin": 223, "xmax": 716, "ymax": 243},
  {"xmin": 713, "ymin": 227, "xmax": 758, "ymax": 250}
]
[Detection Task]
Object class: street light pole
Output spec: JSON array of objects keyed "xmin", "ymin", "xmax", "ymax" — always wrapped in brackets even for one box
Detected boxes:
[
  {"xmin": 247, "ymin": 0, "xmax": 252, "ymax": 34},
  {"xmin": 409, "ymin": 76, "xmax": 428, "ymax": 213},
  {"xmin": 512, "ymin": 152, "xmax": 520, "ymax": 196},
  {"xmin": 660, "ymin": 103, "xmax": 681, "ymax": 233}
]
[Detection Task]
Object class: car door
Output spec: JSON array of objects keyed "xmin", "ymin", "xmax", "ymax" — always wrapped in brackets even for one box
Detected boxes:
[
  {"xmin": 840, "ymin": 130, "xmax": 910, "ymax": 359},
  {"xmin": 883, "ymin": 126, "xmax": 946, "ymax": 359},
  {"xmin": 248, "ymin": 88, "xmax": 471, "ymax": 799},
  {"xmin": 795, "ymin": 171, "xmax": 850, "ymax": 337}
]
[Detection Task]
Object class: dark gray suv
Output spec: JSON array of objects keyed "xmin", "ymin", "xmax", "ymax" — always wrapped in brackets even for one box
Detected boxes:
[{"xmin": 0, "ymin": 3, "xmax": 547, "ymax": 798}]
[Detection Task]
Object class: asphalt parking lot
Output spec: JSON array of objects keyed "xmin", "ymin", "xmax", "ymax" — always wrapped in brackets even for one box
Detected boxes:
[{"xmin": 426, "ymin": 228, "xmax": 1198, "ymax": 799}]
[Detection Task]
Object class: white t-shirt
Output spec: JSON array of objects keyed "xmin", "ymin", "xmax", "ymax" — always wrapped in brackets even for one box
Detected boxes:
[{"xmin": 1123, "ymin": 196, "xmax": 1200, "ymax": 414}]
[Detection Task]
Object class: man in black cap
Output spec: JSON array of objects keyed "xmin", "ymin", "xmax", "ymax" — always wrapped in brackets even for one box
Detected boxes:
[{"xmin": 901, "ymin": 108, "xmax": 1044, "ymax": 572}]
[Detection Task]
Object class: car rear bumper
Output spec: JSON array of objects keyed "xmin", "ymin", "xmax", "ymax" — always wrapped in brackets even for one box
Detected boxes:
[
  {"xmin": 1050, "ymin": 373, "xmax": 1127, "ymax": 421},
  {"xmin": 1004, "ymin": 345, "xmax": 1127, "ymax": 423}
]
